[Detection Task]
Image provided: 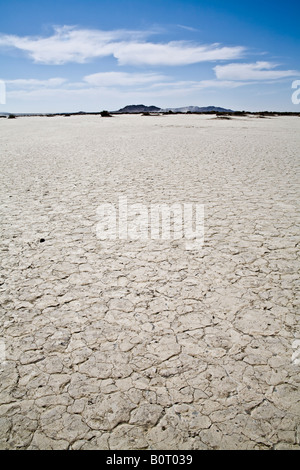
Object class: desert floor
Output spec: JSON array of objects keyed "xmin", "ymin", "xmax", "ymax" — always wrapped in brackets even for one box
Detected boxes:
[{"xmin": 0, "ymin": 114, "xmax": 299, "ymax": 449}]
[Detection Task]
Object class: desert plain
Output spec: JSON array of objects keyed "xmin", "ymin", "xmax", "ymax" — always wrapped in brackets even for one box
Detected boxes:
[{"xmin": 0, "ymin": 113, "xmax": 299, "ymax": 449}]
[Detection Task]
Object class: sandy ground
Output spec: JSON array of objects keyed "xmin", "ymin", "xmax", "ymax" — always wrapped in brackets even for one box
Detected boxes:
[{"xmin": 0, "ymin": 114, "xmax": 299, "ymax": 450}]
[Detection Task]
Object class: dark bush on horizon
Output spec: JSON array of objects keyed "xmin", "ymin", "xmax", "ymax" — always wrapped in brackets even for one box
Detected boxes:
[
  {"xmin": 216, "ymin": 115, "xmax": 232, "ymax": 120},
  {"xmin": 7, "ymin": 114, "xmax": 16, "ymax": 119},
  {"xmin": 100, "ymin": 110, "xmax": 112, "ymax": 117}
]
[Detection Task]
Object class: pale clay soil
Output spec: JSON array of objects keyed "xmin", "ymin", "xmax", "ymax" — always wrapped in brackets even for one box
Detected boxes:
[{"xmin": 0, "ymin": 114, "xmax": 299, "ymax": 450}]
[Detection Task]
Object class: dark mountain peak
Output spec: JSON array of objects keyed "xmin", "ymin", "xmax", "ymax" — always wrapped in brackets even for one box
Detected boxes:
[{"xmin": 117, "ymin": 104, "xmax": 161, "ymax": 113}]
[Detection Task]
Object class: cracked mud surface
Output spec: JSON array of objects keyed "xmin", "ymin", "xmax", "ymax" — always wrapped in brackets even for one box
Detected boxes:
[{"xmin": 0, "ymin": 114, "xmax": 299, "ymax": 450}]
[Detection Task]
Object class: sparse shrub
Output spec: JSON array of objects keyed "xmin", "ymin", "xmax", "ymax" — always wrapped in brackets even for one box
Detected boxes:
[
  {"xmin": 233, "ymin": 111, "xmax": 247, "ymax": 116},
  {"xmin": 100, "ymin": 110, "xmax": 112, "ymax": 117}
]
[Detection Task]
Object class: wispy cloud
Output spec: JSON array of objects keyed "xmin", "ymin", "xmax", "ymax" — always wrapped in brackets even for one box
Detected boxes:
[
  {"xmin": 0, "ymin": 25, "xmax": 245, "ymax": 66},
  {"xmin": 177, "ymin": 25, "xmax": 200, "ymax": 32},
  {"xmin": 0, "ymin": 26, "xmax": 148, "ymax": 64},
  {"xmin": 214, "ymin": 61, "xmax": 299, "ymax": 81},
  {"xmin": 113, "ymin": 41, "xmax": 245, "ymax": 66},
  {"xmin": 6, "ymin": 78, "xmax": 67, "ymax": 87},
  {"xmin": 5, "ymin": 75, "xmax": 252, "ymax": 104},
  {"xmin": 147, "ymin": 79, "xmax": 249, "ymax": 90},
  {"xmin": 83, "ymin": 71, "xmax": 168, "ymax": 87}
]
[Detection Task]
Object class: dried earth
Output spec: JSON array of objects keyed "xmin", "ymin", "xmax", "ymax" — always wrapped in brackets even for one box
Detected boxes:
[{"xmin": 0, "ymin": 114, "xmax": 299, "ymax": 449}]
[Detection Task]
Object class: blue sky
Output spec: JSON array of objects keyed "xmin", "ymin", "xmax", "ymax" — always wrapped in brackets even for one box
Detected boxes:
[{"xmin": 0, "ymin": 0, "xmax": 299, "ymax": 112}]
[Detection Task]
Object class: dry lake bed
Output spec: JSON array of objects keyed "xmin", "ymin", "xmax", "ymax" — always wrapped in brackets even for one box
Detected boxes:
[{"xmin": 0, "ymin": 114, "xmax": 299, "ymax": 449}]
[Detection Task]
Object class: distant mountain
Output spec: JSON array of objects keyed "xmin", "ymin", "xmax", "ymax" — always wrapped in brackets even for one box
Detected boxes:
[
  {"xmin": 116, "ymin": 105, "xmax": 234, "ymax": 113},
  {"xmin": 161, "ymin": 106, "xmax": 234, "ymax": 113},
  {"xmin": 116, "ymin": 104, "xmax": 161, "ymax": 113}
]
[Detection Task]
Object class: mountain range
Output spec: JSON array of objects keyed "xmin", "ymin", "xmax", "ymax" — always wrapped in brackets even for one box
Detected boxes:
[
  {"xmin": 161, "ymin": 106, "xmax": 234, "ymax": 113},
  {"xmin": 116, "ymin": 104, "xmax": 161, "ymax": 113},
  {"xmin": 116, "ymin": 104, "xmax": 233, "ymax": 113}
]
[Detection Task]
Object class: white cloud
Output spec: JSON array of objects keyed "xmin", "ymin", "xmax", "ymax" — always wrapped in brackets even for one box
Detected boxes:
[
  {"xmin": 112, "ymin": 41, "xmax": 245, "ymax": 66},
  {"xmin": 84, "ymin": 71, "xmax": 168, "ymax": 87},
  {"xmin": 6, "ymin": 76, "xmax": 248, "ymax": 104},
  {"xmin": 6, "ymin": 78, "xmax": 67, "ymax": 87},
  {"xmin": 195, "ymin": 79, "xmax": 251, "ymax": 89},
  {"xmin": 0, "ymin": 26, "xmax": 146, "ymax": 64},
  {"xmin": 148, "ymin": 79, "xmax": 249, "ymax": 90},
  {"xmin": 177, "ymin": 25, "xmax": 200, "ymax": 32},
  {"xmin": 0, "ymin": 25, "xmax": 245, "ymax": 66},
  {"xmin": 214, "ymin": 61, "xmax": 299, "ymax": 81},
  {"xmin": 5, "ymin": 74, "xmax": 251, "ymax": 104}
]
